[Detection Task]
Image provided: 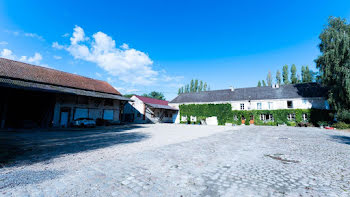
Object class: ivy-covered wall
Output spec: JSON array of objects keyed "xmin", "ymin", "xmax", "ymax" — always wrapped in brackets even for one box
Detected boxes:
[{"xmin": 179, "ymin": 104, "xmax": 333, "ymax": 126}]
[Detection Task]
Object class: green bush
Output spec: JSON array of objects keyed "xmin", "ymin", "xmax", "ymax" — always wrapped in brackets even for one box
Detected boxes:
[
  {"xmin": 245, "ymin": 120, "xmax": 250, "ymax": 125},
  {"xmin": 287, "ymin": 121, "xmax": 296, "ymax": 127},
  {"xmin": 332, "ymin": 122, "xmax": 350, "ymax": 129}
]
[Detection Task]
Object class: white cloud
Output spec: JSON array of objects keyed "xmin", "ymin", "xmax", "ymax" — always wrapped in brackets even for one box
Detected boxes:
[
  {"xmin": 20, "ymin": 53, "xmax": 43, "ymax": 64},
  {"xmin": 114, "ymin": 87, "xmax": 139, "ymax": 94},
  {"xmin": 0, "ymin": 49, "xmax": 16, "ymax": 59},
  {"xmin": 62, "ymin": 33, "xmax": 70, "ymax": 37},
  {"xmin": 55, "ymin": 25, "xmax": 157, "ymax": 85},
  {"xmin": 53, "ymin": 55, "xmax": 62, "ymax": 60},
  {"xmin": 95, "ymin": 72, "xmax": 102, "ymax": 77},
  {"xmin": 52, "ymin": 42, "xmax": 64, "ymax": 49},
  {"xmin": 0, "ymin": 41, "xmax": 8, "ymax": 45},
  {"xmin": 24, "ymin": 33, "xmax": 44, "ymax": 41},
  {"xmin": 0, "ymin": 48, "xmax": 47, "ymax": 67}
]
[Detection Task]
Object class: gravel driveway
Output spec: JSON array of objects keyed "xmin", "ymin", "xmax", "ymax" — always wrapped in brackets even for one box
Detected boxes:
[{"xmin": 1, "ymin": 124, "xmax": 350, "ymax": 196}]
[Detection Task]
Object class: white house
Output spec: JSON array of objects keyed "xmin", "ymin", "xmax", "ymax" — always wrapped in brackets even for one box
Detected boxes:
[
  {"xmin": 123, "ymin": 95, "xmax": 178, "ymax": 123},
  {"xmin": 169, "ymin": 83, "xmax": 329, "ymax": 124}
]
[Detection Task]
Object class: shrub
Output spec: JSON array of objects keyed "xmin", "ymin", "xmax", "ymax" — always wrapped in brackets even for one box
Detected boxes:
[
  {"xmin": 287, "ymin": 121, "xmax": 296, "ymax": 127},
  {"xmin": 333, "ymin": 122, "xmax": 350, "ymax": 129},
  {"xmin": 245, "ymin": 120, "xmax": 250, "ymax": 125},
  {"xmin": 337, "ymin": 110, "xmax": 350, "ymax": 123}
]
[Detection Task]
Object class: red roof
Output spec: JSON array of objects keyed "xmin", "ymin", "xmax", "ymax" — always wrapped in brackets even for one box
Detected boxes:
[
  {"xmin": 0, "ymin": 58, "xmax": 121, "ymax": 95},
  {"xmin": 134, "ymin": 95, "xmax": 169, "ymax": 106}
]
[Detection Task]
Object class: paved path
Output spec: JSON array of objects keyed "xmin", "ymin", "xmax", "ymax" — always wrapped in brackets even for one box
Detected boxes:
[{"xmin": 1, "ymin": 125, "xmax": 350, "ymax": 196}]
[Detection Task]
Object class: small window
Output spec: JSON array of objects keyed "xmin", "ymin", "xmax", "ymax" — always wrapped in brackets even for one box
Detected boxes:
[
  {"xmin": 257, "ymin": 103, "xmax": 262, "ymax": 110},
  {"xmin": 240, "ymin": 103, "xmax": 245, "ymax": 110},
  {"xmin": 181, "ymin": 116, "xmax": 187, "ymax": 121},
  {"xmin": 303, "ymin": 113, "xmax": 308, "ymax": 121},
  {"xmin": 287, "ymin": 113, "xmax": 296, "ymax": 121},
  {"xmin": 104, "ymin": 99, "xmax": 114, "ymax": 106},
  {"xmin": 268, "ymin": 102, "xmax": 273, "ymax": 110},
  {"xmin": 287, "ymin": 101, "xmax": 293, "ymax": 109}
]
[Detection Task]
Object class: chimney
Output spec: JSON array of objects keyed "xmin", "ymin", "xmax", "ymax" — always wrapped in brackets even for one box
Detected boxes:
[
  {"xmin": 272, "ymin": 84, "xmax": 279, "ymax": 89},
  {"xmin": 230, "ymin": 86, "xmax": 234, "ymax": 91}
]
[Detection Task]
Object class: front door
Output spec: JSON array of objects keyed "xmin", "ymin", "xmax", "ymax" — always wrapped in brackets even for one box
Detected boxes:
[{"xmin": 60, "ymin": 112, "xmax": 69, "ymax": 127}]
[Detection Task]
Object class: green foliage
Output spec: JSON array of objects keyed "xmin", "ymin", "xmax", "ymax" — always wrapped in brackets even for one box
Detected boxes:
[
  {"xmin": 266, "ymin": 71, "xmax": 272, "ymax": 86},
  {"xmin": 178, "ymin": 79, "xmax": 209, "ymax": 94},
  {"xmin": 291, "ymin": 64, "xmax": 298, "ymax": 84},
  {"xmin": 332, "ymin": 122, "xmax": 350, "ymax": 129},
  {"xmin": 123, "ymin": 94, "xmax": 134, "ymax": 98},
  {"xmin": 276, "ymin": 70, "xmax": 281, "ymax": 85},
  {"xmin": 315, "ymin": 17, "xmax": 350, "ymax": 117},
  {"xmin": 257, "ymin": 80, "xmax": 262, "ymax": 87},
  {"xmin": 262, "ymin": 80, "xmax": 267, "ymax": 86},
  {"xmin": 179, "ymin": 104, "xmax": 333, "ymax": 126},
  {"xmin": 282, "ymin": 65, "xmax": 289, "ymax": 84},
  {"xmin": 142, "ymin": 91, "xmax": 165, "ymax": 100}
]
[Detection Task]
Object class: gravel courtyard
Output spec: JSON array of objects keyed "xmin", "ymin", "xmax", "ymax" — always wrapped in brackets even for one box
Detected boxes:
[{"xmin": 1, "ymin": 124, "xmax": 350, "ymax": 196}]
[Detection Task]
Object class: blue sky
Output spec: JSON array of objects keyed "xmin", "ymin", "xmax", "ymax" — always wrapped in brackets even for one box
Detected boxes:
[{"xmin": 0, "ymin": 0, "xmax": 350, "ymax": 100}]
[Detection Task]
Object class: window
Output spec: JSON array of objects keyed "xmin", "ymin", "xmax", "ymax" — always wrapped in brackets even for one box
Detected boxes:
[
  {"xmin": 104, "ymin": 99, "xmax": 114, "ymax": 106},
  {"xmin": 287, "ymin": 113, "xmax": 296, "ymax": 121},
  {"xmin": 103, "ymin": 109, "xmax": 114, "ymax": 120},
  {"xmin": 240, "ymin": 103, "xmax": 245, "ymax": 110},
  {"xmin": 287, "ymin": 101, "xmax": 293, "ymax": 109},
  {"xmin": 257, "ymin": 103, "xmax": 262, "ymax": 110},
  {"xmin": 260, "ymin": 114, "xmax": 273, "ymax": 121},
  {"xmin": 268, "ymin": 102, "xmax": 273, "ymax": 110},
  {"xmin": 181, "ymin": 116, "xmax": 187, "ymax": 121},
  {"xmin": 303, "ymin": 113, "xmax": 308, "ymax": 121},
  {"xmin": 233, "ymin": 115, "xmax": 238, "ymax": 121}
]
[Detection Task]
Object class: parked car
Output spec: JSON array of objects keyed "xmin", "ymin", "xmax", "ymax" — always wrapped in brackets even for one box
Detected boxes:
[{"xmin": 72, "ymin": 118, "xmax": 96, "ymax": 128}]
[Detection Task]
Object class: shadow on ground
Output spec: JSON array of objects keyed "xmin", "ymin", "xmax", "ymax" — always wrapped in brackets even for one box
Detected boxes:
[
  {"xmin": 330, "ymin": 135, "xmax": 350, "ymax": 145},
  {"xmin": 0, "ymin": 125, "xmax": 149, "ymax": 167}
]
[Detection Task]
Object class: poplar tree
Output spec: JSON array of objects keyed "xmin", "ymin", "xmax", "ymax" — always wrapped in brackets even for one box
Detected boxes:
[
  {"xmin": 291, "ymin": 64, "xmax": 298, "ymax": 84},
  {"xmin": 276, "ymin": 70, "xmax": 281, "ymax": 85},
  {"xmin": 257, "ymin": 80, "xmax": 262, "ymax": 87},
  {"xmin": 282, "ymin": 65, "xmax": 289, "ymax": 84},
  {"xmin": 262, "ymin": 80, "xmax": 267, "ymax": 86},
  {"xmin": 266, "ymin": 71, "xmax": 272, "ymax": 86}
]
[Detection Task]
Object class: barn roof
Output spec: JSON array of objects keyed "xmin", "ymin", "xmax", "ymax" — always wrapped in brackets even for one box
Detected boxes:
[
  {"xmin": 134, "ymin": 95, "xmax": 177, "ymax": 110},
  {"xmin": 170, "ymin": 83, "xmax": 328, "ymax": 104},
  {"xmin": 0, "ymin": 57, "xmax": 121, "ymax": 95}
]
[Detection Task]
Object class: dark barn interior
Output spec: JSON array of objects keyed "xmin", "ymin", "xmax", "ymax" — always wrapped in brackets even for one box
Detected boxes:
[{"xmin": 0, "ymin": 87, "xmax": 55, "ymax": 129}]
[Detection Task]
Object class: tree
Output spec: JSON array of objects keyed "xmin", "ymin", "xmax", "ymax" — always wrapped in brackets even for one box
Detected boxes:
[
  {"xmin": 282, "ymin": 65, "xmax": 289, "ymax": 84},
  {"xmin": 190, "ymin": 79, "xmax": 194, "ymax": 92},
  {"xmin": 262, "ymin": 80, "xmax": 267, "ymax": 86},
  {"xmin": 257, "ymin": 80, "xmax": 262, "ymax": 87},
  {"xmin": 276, "ymin": 70, "xmax": 281, "ymax": 85},
  {"xmin": 266, "ymin": 71, "xmax": 272, "ymax": 86},
  {"xmin": 291, "ymin": 64, "xmax": 298, "ymax": 84},
  {"xmin": 301, "ymin": 66, "xmax": 306, "ymax": 83},
  {"xmin": 123, "ymin": 94, "xmax": 134, "ymax": 98},
  {"xmin": 199, "ymin": 81, "xmax": 203, "ymax": 92},
  {"xmin": 315, "ymin": 17, "xmax": 350, "ymax": 122},
  {"xmin": 178, "ymin": 79, "xmax": 210, "ymax": 94},
  {"xmin": 142, "ymin": 91, "xmax": 165, "ymax": 100}
]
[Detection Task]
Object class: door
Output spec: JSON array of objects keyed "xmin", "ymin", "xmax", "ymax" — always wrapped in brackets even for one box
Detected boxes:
[{"xmin": 60, "ymin": 112, "xmax": 69, "ymax": 127}]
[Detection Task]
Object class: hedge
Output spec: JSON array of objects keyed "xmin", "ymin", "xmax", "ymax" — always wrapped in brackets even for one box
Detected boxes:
[{"xmin": 179, "ymin": 104, "xmax": 333, "ymax": 126}]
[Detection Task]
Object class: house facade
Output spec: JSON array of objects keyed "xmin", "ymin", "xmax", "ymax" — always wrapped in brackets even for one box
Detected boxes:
[
  {"xmin": 169, "ymin": 83, "xmax": 329, "ymax": 124},
  {"xmin": 123, "ymin": 95, "xmax": 178, "ymax": 123},
  {"xmin": 0, "ymin": 57, "xmax": 130, "ymax": 128}
]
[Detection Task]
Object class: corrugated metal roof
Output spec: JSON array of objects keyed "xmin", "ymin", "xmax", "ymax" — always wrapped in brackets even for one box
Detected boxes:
[
  {"xmin": 170, "ymin": 83, "xmax": 328, "ymax": 103},
  {"xmin": 146, "ymin": 103, "xmax": 178, "ymax": 110},
  {"xmin": 0, "ymin": 57, "xmax": 121, "ymax": 95},
  {"xmin": 0, "ymin": 77, "xmax": 131, "ymax": 101}
]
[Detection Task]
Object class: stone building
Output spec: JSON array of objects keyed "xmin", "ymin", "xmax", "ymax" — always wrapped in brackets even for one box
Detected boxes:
[{"xmin": 169, "ymin": 83, "xmax": 329, "ymax": 124}]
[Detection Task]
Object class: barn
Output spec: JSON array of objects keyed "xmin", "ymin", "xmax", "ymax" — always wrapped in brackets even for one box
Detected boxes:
[{"xmin": 0, "ymin": 58, "xmax": 130, "ymax": 128}]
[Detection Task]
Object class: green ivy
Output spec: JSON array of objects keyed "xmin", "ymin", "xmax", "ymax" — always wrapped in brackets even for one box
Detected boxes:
[{"xmin": 179, "ymin": 104, "xmax": 333, "ymax": 126}]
